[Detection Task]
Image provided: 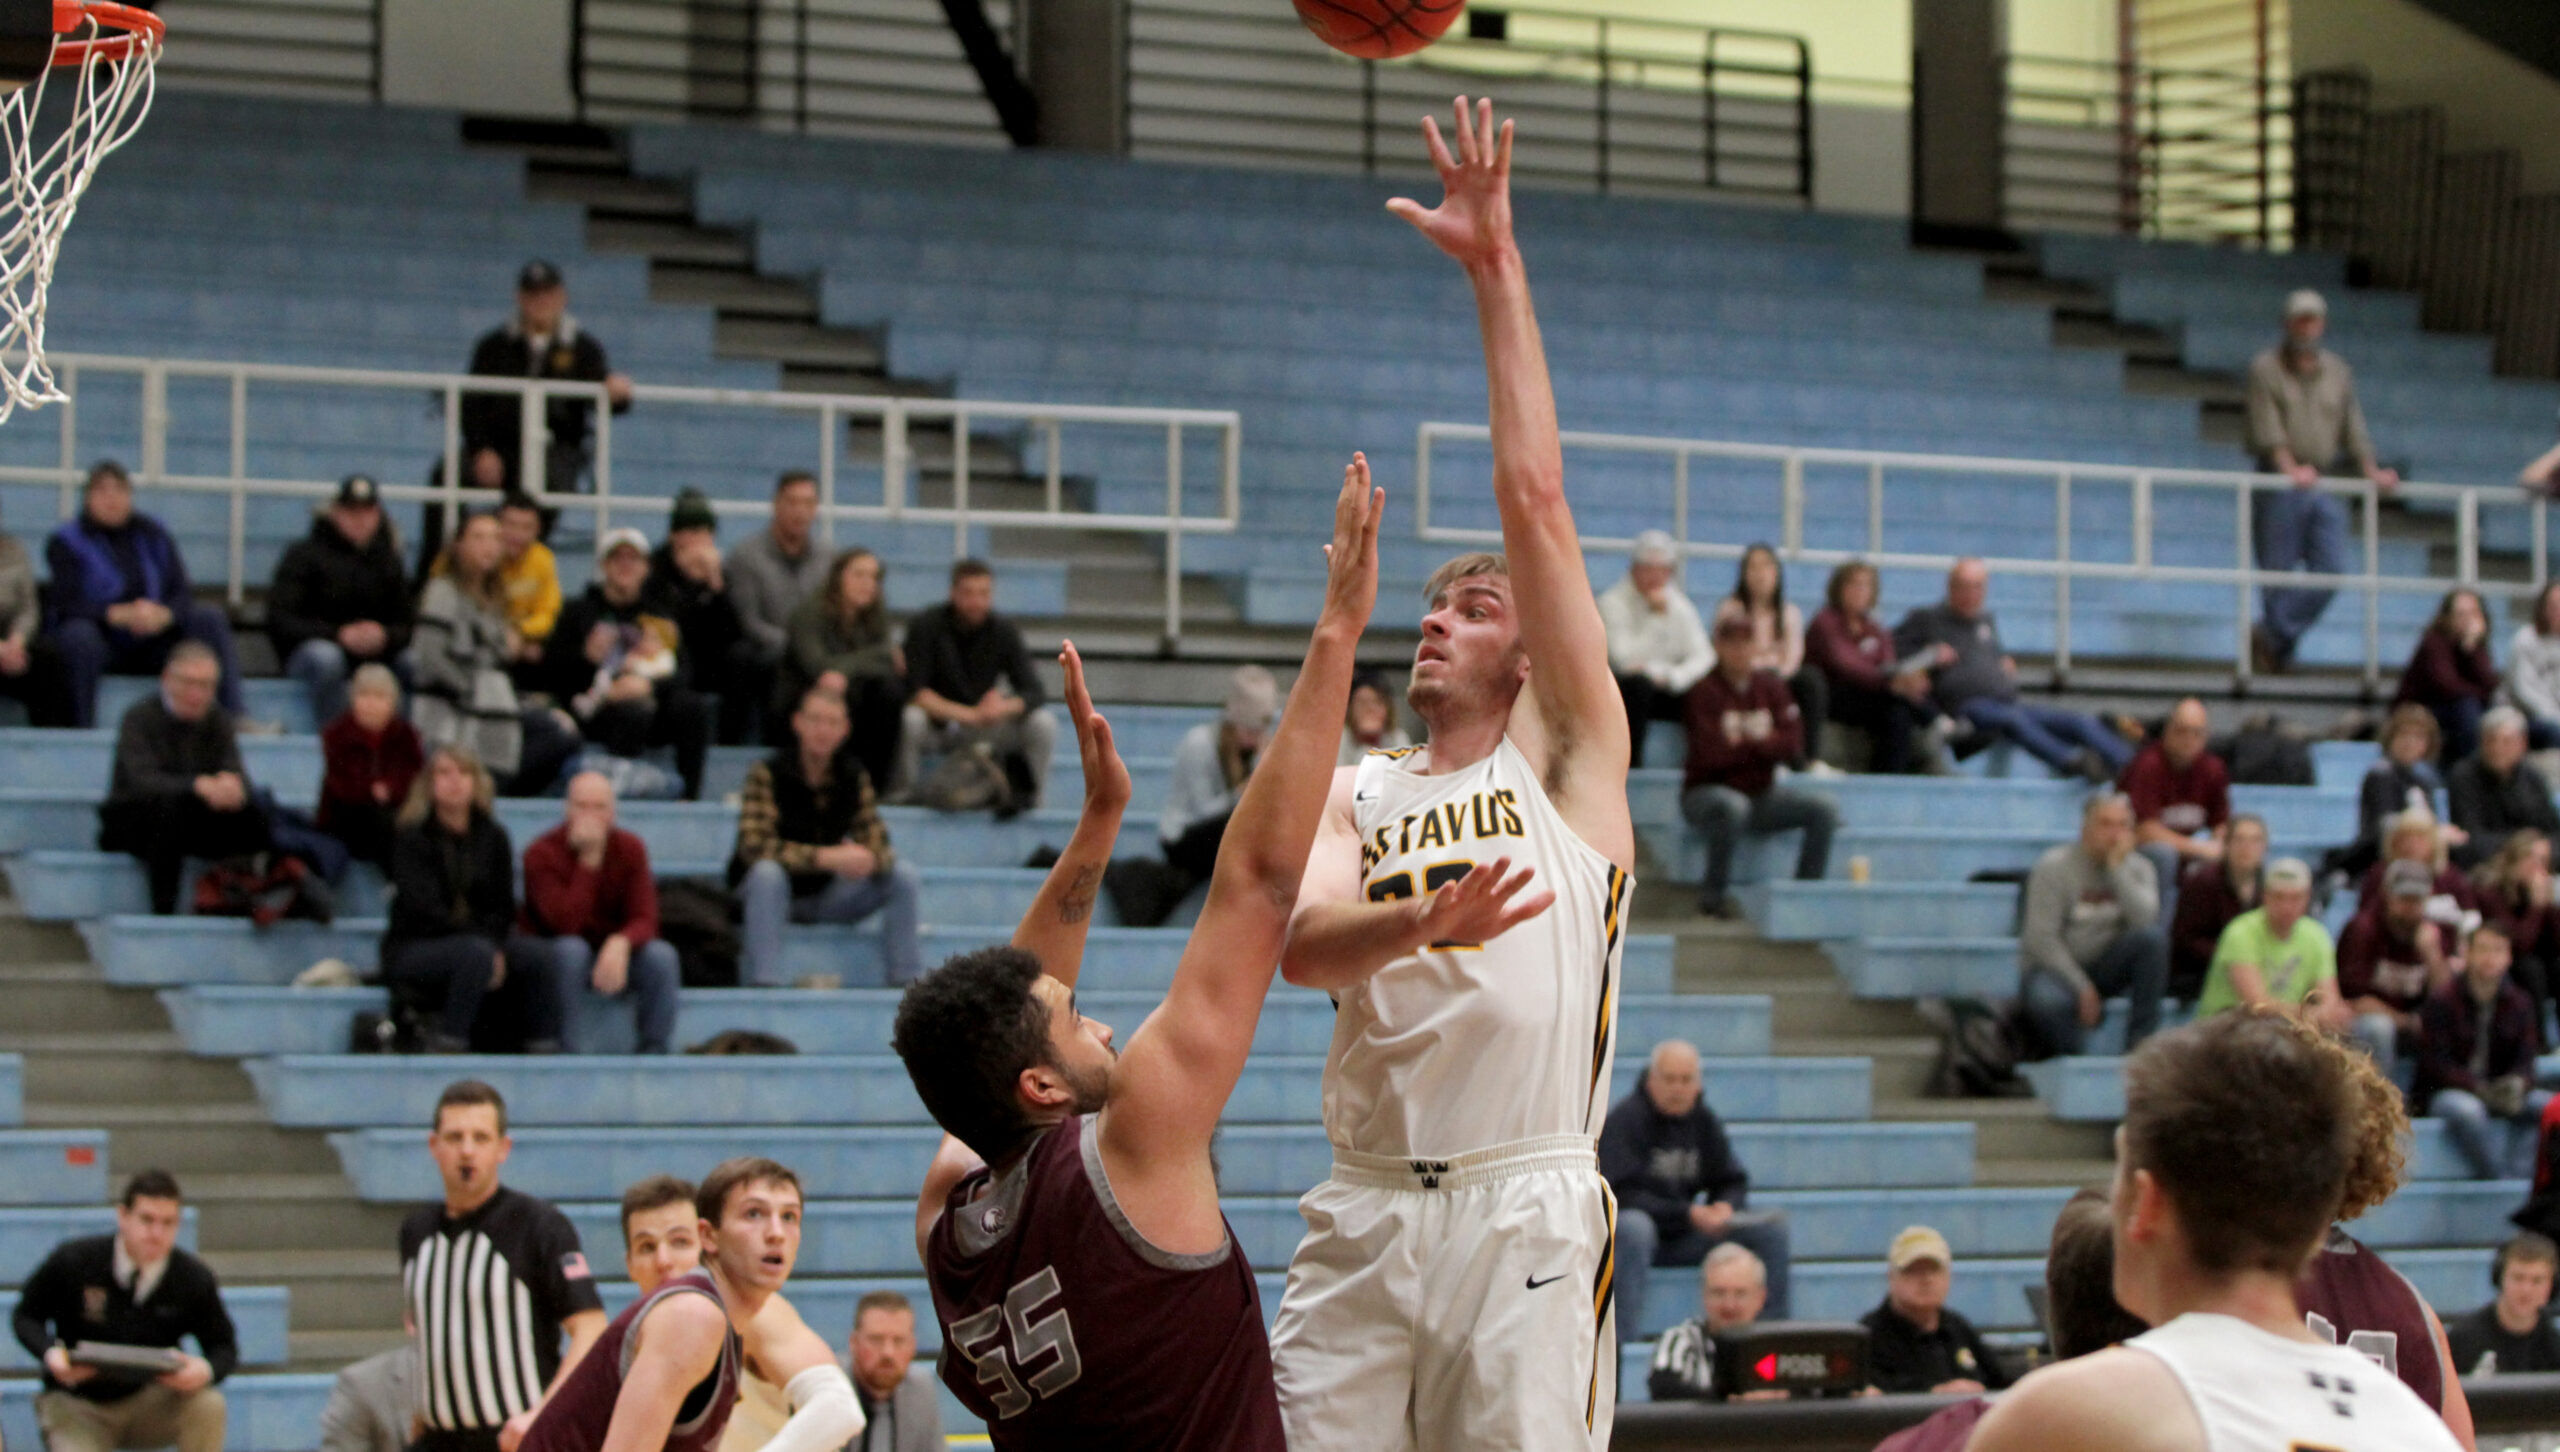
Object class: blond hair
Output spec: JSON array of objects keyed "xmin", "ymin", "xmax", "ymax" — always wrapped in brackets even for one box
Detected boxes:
[{"xmin": 1423, "ymin": 552, "xmax": 1508, "ymax": 608}]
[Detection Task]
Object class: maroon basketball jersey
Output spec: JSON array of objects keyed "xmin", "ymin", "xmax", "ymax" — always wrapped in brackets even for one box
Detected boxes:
[
  {"xmin": 2296, "ymin": 1227, "xmax": 2445, "ymax": 1413},
  {"xmin": 926, "ymin": 1114, "xmax": 1284, "ymax": 1451},
  {"xmin": 520, "ymin": 1271, "xmax": 741, "ymax": 1452},
  {"xmin": 1874, "ymin": 1396, "xmax": 1991, "ymax": 1452}
]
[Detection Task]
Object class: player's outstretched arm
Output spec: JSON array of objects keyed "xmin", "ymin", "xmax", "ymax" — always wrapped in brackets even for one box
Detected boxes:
[
  {"xmin": 1391, "ymin": 97, "xmax": 1631, "ymax": 844},
  {"xmin": 740, "ymin": 1296, "xmax": 865, "ymax": 1452},
  {"xmin": 594, "ymin": 1295, "xmax": 730, "ymax": 1452},
  {"xmin": 1010, "ymin": 640, "xmax": 1130, "ymax": 990},
  {"xmin": 1101, "ymin": 458, "xmax": 1379, "ymax": 1181},
  {"xmin": 1967, "ymin": 1349, "xmax": 2196, "ymax": 1452}
]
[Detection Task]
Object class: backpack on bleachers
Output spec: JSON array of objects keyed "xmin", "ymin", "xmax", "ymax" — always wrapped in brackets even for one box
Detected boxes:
[
  {"xmin": 1924, "ymin": 998, "xmax": 2034, "ymax": 1098},
  {"xmin": 657, "ymin": 876, "xmax": 742, "ymax": 987},
  {"xmin": 2216, "ymin": 713, "xmax": 2316, "ymax": 786}
]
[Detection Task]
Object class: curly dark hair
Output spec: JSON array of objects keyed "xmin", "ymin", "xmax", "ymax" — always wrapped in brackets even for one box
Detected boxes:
[{"xmin": 892, "ymin": 946, "xmax": 1055, "ymax": 1166}]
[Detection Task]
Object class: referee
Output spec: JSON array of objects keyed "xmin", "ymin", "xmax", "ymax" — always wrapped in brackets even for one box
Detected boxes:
[{"xmin": 402, "ymin": 1080, "xmax": 605, "ymax": 1452}]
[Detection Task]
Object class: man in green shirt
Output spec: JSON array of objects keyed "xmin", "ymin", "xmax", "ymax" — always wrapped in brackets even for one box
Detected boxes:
[{"xmin": 2199, "ymin": 857, "xmax": 2347, "ymax": 1028}]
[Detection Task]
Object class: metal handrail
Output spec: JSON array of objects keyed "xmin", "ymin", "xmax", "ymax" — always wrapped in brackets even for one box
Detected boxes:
[
  {"xmin": 2003, "ymin": 50, "xmax": 2293, "ymax": 248},
  {"xmin": 1414, "ymin": 420, "xmax": 2546, "ymax": 689},
  {"xmin": 3, "ymin": 352, "xmax": 1242, "ymax": 641}
]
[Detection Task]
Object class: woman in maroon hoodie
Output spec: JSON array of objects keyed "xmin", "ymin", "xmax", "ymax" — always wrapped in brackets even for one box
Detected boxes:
[
  {"xmin": 1805, "ymin": 560, "xmax": 1922, "ymax": 773},
  {"xmin": 317, "ymin": 663, "xmax": 422, "ymax": 868},
  {"xmin": 2396, "ymin": 586, "xmax": 2500, "ymax": 766}
]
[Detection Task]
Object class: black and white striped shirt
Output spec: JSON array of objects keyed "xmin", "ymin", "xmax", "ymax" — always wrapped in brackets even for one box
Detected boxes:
[{"xmin": 399, "ymin": 1186, "xmax": 603, "ymax": 1431}]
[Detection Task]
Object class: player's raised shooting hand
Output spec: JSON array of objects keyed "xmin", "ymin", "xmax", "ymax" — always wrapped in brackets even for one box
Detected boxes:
[
  {"xmin": 1320, "ymin": 452, "xmax": 1384, "ymax": 636},
  {"xmin": 1387, "ymin": 97, "xmax": 1516, "ymax": 272},
  {"xmin": 1413, "ymin": 856, "xmax": 1554, "ymax": 947},
  {"xmin": 1060, "ymin": 639, "xmax": 1129, "ymax": 815}
]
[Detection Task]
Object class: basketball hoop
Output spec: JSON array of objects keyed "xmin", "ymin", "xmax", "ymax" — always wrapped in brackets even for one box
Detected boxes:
[{"xmin": 0, "ymin": 0, "xmax": 163, "ymax": 423}]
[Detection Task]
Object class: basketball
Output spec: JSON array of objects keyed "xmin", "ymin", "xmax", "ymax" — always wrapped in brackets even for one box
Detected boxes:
[{"xmin": 1292, "ymin": 0, "xmax": 1464, "ymax": 60}]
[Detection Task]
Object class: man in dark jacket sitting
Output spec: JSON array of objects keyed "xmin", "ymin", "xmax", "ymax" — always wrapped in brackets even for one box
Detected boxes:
[
  {"xmin": 1598, "ymin": 1038, "xmax": 1793, "ymax": 1342},
  {"xmin": 729, "ymin": 684, "xmax": 920, "ymax": 989},
  {"xmin": 540, "ymin": 528, "xmax": 712, "ymax": 799},
  {"xmin": 267, "ymin": 474, "xmax": 412, "ymax": 728},
  {"xmin": 46, "ymin": 461, "xmax": 245, "ymax": 729},
  {"xmin": 96, "ymin": 643, "xmax": 269, "ymax": 915},
  {"xmin": 12, "ymin": 1169, "xmax": 236, "ymax": 1452},
  {"xmin": 2447, "ymin": 707, "xmax": 2560, "ymax": 869}
]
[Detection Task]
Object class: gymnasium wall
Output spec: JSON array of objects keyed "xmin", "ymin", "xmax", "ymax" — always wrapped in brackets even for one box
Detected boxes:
[{"xmin": 2295, "ymin": 0, "xmax": 2560, "ymax": 191}]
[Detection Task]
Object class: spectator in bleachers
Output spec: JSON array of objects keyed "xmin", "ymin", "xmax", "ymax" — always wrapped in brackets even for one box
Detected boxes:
[
  {"xmin": 1645, "ymin": 1244, "xmax": 1774, "ymax": 1403},
  {"xmin": 2245, "ymin": 288, "xmax": 2398, "ymax": 673},
  {"xmin": 775, "ymin": 547, "xmax": 903, "ymax": 795},
  {"xmin": 848, "ymin": 1290, "xmax": 942, "ymax": 1452},
  {"xmin": 512, "ymin": 771, "xmax": 679, "ymax": 1055},
  {"xmin": 1161, "ymin": 665, "xmax": 1278, "ymax": 884},
  {"xmin": 1337, "ymin": 668, "xmax": 1411, "ymax": 765},
  {"xmin": 895, "ymin": 558, "xmax": 1057, "ymax": 806},
  {"xmin": 646, "ymin": 489, "xmax": 750, "ymax": 746},
  {"xmin": 2448, "ymin": 1233, "xmax": 2560, "ymax": 1375},
  {"xmin": 267, "ymin": 474, "xmax": 410, "ymax": 728},
  {"xmin": 2018, "ymin": 792, "xmax": 2166, "ymax": 1059},
  {"xmin": 46, "ymin": 460, "xmax": 245, "ymax": 729},
  {"xmin": 495, "ymin": 493, "xmax": 561, "ymax": 676},
  {"xmin": 1713, "ymin": 543, "xmax": 1826, "ymax": 770},
  {"xmin": 2449, "ymin": 707, "xmax": 2560, "ymax": 870},
  {"xmin": 2170, "ymin": 812, "xmax": 2267, "ymax": 1004},
  {"xmin": 1681, "ymin": 613, "xmax": 1836, "ymax": 919},
  {"xmin": 2200, "ymin": 857, "xmax": 2344, "ymax": 1027},
  {"xmin": 2336, "ymin": 858, "xmax": 2455, "ymax": 1070},
  {"xmin": 459, "ymin": 260, "xmax": 632, "ymax": 497},
  {"xmin": 1598, "ymin": 530, "xmax": 1708, "ymax": 767},
  {"xmin": 2359, "ymin": 806, "xmax": 2476, "ymax": 915},
  {"xmin": 2118, "ymin": 698, "xmax": 2230, "ymax": 925},
  {"xmin": 1893, "ymin": 559, "xmax": 2129, "ymax": 782},
  {"xmin": 0, "ymin": 500, "xmax": 69, "ymax": 726},
  {"xmin": 2398, "ymin": 587, "xmax": 2502, "ymax": 766},
  {"xmin": 318, "ymin": 1344, "xmax": 415, "ymax": 1452},
  {"xmin": 11, "ymin": 1169, "xmax": 234, "ymax": 1452},
  {"xmin": 2417, "ymin": 919, "xmax": 2550, "ymax": 1179},
  {"xmin": 542, "ymin": 528, "xmax": 713, "ymax": 801},
  {"xmin": 1861, "ymin": 1226, "xmax": 2012, "ymax": 1396},
  {"xmin": 2502, "ymin": 581, "xmax": 2560, "ymax": 750},
  {"xmin": 414, "ymin": 511, "xmax": 578, "ymax": 796},
  {"xmin": 731, "ymin": 684, "xmax": 921, "ymax": 989},
  {"xmin": 1807, "ymin": 559, "xmax": 1923, "ymax": 774},
  {"xmin": 725, "ymin": 471, "xmax": 829, "ymax": 746},
  {"xmin": 402, "ymin": 1080, "xmax": 606, "ymax": 1452},
  {"xmin": 96, "ymin": 642, "xmax": 271, "ymax": 915},
  {"xmin": 1874, "ymin": 1189, "xmax": 2148, "ymax": 1452},
  {"xmin": 317, "ymin": 664, "xmax": 422, "ymax": 870},
  {"xmin": 2474, "ymin": 829, "xmax": 2560, "ymax": 1036},
  {"xmin": 2332, "ymin": 704, "xmax": 2449, "ymax": 883},
  {"xmin": 385, "ymin": 745, "xmax": 558, "ymax": 1054},
  {"xmin": 1599, "ymin": 1039, "xmax": 1794, "ymax": 1336}
]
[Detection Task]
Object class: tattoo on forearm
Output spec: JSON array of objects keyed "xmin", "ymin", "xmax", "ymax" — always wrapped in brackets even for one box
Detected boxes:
[{"xmin": 1057, "ymin": 865, "xmax": 1101, "ymax": 924}]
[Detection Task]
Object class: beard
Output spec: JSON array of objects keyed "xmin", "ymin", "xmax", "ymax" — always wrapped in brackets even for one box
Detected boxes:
[{"xmin": 1058, "ymin": 1050, "xmax": 1114, "ymax": 1116}]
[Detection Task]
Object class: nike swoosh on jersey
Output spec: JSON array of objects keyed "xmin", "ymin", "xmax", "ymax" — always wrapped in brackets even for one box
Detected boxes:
[{"xmin": 1525, "ymin": 1272, "xmax": 1571, "ymax": 1290}]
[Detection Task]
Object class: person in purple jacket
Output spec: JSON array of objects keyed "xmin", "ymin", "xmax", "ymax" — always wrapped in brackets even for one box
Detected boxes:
[{"xmin": 45, "ymin": 460, "xmax": 245, "ymax": 728}]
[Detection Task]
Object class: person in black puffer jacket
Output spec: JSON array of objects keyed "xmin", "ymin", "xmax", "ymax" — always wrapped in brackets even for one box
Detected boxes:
[
  {"xmin": 267, "ymin": 474, "xmax": 412, "ymax": 727},
  {"xmin": 383, "ymin": 744, "xmax": 557, "ymax": 1053}
]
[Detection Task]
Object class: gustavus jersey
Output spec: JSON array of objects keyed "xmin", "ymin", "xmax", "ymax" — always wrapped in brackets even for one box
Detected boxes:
[
  {"xmin": 1329, "ymin": 739, "xmax": 1631, "ymax": 1157},
  {"xmin": 2130, "ymin": 1313, "xmax": 2460, "ymax": 1451}
]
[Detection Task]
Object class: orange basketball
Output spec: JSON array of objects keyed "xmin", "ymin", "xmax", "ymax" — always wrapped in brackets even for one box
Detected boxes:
[{"xmin": 1293, "ymin": 0, "xmax": 1464, "ymax": 59}]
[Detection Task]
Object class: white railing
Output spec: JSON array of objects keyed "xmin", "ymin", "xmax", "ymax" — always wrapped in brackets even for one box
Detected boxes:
[
  {"xmin": 0, "ymin": 352, "xmax": 1243, "ymax": 639},
  {"xmin": 1414, "ymin": 420, "xmax": 2549, "ymax": 687}
]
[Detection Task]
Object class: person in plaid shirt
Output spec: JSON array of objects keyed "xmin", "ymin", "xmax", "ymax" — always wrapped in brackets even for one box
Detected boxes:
[{"xmin": 727, "ymin": 684, "xmax": 920, "ymax": 987}]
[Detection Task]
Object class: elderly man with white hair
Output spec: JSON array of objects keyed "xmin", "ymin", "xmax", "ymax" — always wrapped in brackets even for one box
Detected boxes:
[
  {"xmin": 1598, "ymin": 529, "xmax": 1711, "ymax": 766},
  {"xmin": 1599, "ymin": 1039, "xmax": 1794, "ymax": 1347},
  {"xmin": 508, "ymin": 769, "xmax": 682, "ymax": 1052},
  {"xmin": 2245, "ymin": 287, "xmax": 2399, "ymax": 673},
  {"xmin": 1647, "ymin": 1244, "xmax": 1775, "ymax": 1402},
  {"xmin": 2448, "ymin": 705, "xmax": 2560, "ymax": 869}
]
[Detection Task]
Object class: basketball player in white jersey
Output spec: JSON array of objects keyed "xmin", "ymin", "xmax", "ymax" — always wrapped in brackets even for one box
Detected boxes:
[
  {"xmin": 1268, "ymin": 97, "xmax": 1638, "ymax": 1451},
  {"xmin": 1970, "ymin": 1012, "xmax": 2462, "ymax": 1452}
]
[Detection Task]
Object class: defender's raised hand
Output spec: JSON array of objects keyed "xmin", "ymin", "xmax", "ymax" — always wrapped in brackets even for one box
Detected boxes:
[
  {"xmin": 1413, "ymin": 856, "xmax": 1554, "ymax": 947},
  {"xmin": 1059, "ymin": 639, "xmax": 1129, "ymax": 815},
  {"xmin": 1321, "ymin": 452, "xmax": 1385, "ymax": 634},
  {"xmin": 1387, "ymin": 96, "xmax": 1516, "ymax": 270}
]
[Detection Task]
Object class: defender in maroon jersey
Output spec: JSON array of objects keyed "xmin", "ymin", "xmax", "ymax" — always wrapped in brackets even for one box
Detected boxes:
[
  {"xmin": 522, "ymin": 1160, "xmax": 837, "ymax": 1452},
  {"xmin": 895, "ymin": 465, "xmax": 1428, "ymax": 1450}
]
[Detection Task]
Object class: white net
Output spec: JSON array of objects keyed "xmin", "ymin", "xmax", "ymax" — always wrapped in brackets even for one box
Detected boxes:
[{"xmin": 0, "ymin": 7, "xmax": 159, "ymax": 424}]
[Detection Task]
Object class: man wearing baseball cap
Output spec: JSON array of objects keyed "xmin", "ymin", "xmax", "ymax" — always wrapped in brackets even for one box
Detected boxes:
[
  {"xmin": 2336, "ymin": 856, "xmax": 2455, "ymax": 1069},
  {"xmin": 538, "ymin": 527, "xmax": 712, "ymax": 799},
  {"xmin": 267, "ymin": 473, "xmax": 412, "ymax": 726},
  {"xmin": 2245, "ymin": 287, "xmax": 2399, "ymax": 673},
  {"xmin": 2199, "ymin": 857, "xmax": 2347, "ymax": 1029},
  {"xmin": 1680, "ymin": 609, "xmax": 1837, "ymax": 919},
  {"xmin": 458, "ymin": 260, "xmax": 634, "ymax": 497},
  {"xmin": 1597, "ymin": 529, "xmax": 1710, "ymax": 766},
  {"xmin": 1862, "ymin": 1226, "xmax": 2013, "ymax": 1395}
]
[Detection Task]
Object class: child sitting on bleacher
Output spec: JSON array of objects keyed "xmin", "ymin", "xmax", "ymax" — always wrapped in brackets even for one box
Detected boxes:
[{"xmin": 317, "ymin": 664, "xmax": 422, "ymax": 870}]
